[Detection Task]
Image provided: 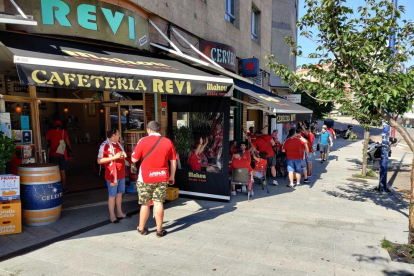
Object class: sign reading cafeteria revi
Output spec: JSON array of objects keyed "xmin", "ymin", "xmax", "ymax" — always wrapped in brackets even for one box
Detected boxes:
[
  {"xmin": 200, "ymin": 40, "xmax": 236, "ymax": 72},
  {"xmin": 5, "ymin": 0, "xmax": 149, "ymax": 50}
]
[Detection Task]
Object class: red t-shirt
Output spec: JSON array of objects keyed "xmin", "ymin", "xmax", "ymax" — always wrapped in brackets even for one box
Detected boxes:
[
  {"xmin": 132, "ymin": 134, "xmax": 177, "ymax": 183},
  {"xmin": 282, "ymin": 137, "xmax": 306, "ymax": 160},
  {"xmin": 253, "ymin": 135, "xmax": 275, "ymax": 157},
  {"xmin": 46, "ymin": 129, "xmax": 68, "ymax": 157},
  {"xmin": 254, "ymin": 158, "xmax": 267, "ymax": 174},
  {"xmin": 328, "ymin": 128, "xmax": 335, "ymax": 137},
  {"xmin": 248, "ymin": 132, "xmax": 257, "ymax": 143},
  {"xmin": 301, "ymin": 132, "xmax": 314, "ymax": 148},
  {"xmin": 98, "ymin": 141, "xmax": 126, "ymax": 181},
  {"xmin": 242, "ymin": 150, "xmax": 251, "ymax": 164},
  {"xmin": 189, "ymin": 153, "xmax": 202, "ymax": 171},
  {"xmin": 229, "ymin": 158, "xmax": 252, "ymax": 173}
]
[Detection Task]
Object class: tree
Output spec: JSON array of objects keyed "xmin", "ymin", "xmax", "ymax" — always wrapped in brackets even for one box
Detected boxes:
[
  {"xmin": 339, "ymin": 100, "xmax": 381, "ymax": 176},
  {"xmin": 266, "ymin": 0, "xmax": 414, "ymax": 244},
  {"xmin": 299, "ymin": 90, "xmax": 334, "ymax": 120}
]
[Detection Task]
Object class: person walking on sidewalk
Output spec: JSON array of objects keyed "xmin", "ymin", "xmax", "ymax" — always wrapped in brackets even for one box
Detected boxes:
[
  {"xmin": 282, "ymin": 129, "xmax": 308, "ymax": 188},
  {"xmin": 318, "ymin": 125, "xmax": 333, "ymax": 163},
  {"xmin": 46, "ymin": 120, "xmax": 72, "ymax": 193},
  {"xmin": 301, "ymin": 124, "xmax": 315, "ymax": 177},
  {"xmin": 97, "ymin": 128, "xmax": 128, "ymax": 224},
  {"xmin": 131, "ymin": 121, "xmax": 177, "ymax": 238}
]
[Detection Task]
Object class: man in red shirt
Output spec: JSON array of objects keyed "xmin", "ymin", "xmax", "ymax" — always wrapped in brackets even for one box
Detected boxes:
[
  {"xmin": 300, "ymin": 124, "xmax": 315, "ymax": 177},
  {"xmin": 46, "ymin": 120, "xmax": 72, "ymax": 192},
  {"xmin": 252, "ymin": 152, "xmax": 267, "ymax": 178},
  {"xmin": 132, "ymin": 121, "xmax": 177, "ymax": 238},
  {"xmin": 97, "ymin": 128, "xmax": 127, "ymax": 224},
  {"xmin": 239, "ymin": 142, "xmax": 251, "ymax": 164},
  {"xmin": 250, "ymin": 132, "xmax": 278, "ymax": 186},
  {"xmin": 282, "ymin": 128, "xmax": 309, "ymax": 188},
  {"xmin": 229, "ymin": 150, "xmax": 253, "ymax": 196}
]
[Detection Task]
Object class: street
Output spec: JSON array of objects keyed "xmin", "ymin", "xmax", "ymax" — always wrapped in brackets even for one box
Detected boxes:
[{"xmin": 0, "ymin": 117, "xmax": 413, "ymax": 276}]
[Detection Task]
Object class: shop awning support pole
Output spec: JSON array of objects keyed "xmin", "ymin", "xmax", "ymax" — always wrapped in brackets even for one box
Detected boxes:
[
  {"xmin": 171, "ymin": 27, "xmax": 224, "ymax": 69},
  {"xmin": 104, "ymin": 92, "xmax": 110, "ymax": 131},
  {"xmin": 29, "ymin": 86, "xmax": 43, "ymax": 163},
  {"xmin": 117, "ymin": 103, "xmax": 122, "ymax": 140},
  {"xmin": 154, "ymin": 95, "xmax": 158, "ymax": 122},
  {"xmin": 9, "ymin": 0, "xmax": 28, "ymax": 19},
  {"xmin": 149, "ymin": 20, "xmax": 182, "ymax": 54}
]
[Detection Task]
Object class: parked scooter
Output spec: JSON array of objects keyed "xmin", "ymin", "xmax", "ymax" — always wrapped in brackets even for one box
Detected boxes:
[
  {"xmin": 366, "ymin": 137, "xmax": 398, "ymax": 164},
  {"xmin": 335, "ymin": 125, "xmax": 354, "ymax": 139}
]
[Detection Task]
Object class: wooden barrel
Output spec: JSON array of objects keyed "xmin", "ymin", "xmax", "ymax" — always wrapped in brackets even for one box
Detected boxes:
[{"xmin": 18, "ymin": 164, "xmax": 62, "ymax": 226}]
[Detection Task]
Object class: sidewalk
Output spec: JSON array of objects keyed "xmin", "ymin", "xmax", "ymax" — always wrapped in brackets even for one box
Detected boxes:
[{"xmin": 0, "ymin": 121, "xmax": 413, "ymax": 275}]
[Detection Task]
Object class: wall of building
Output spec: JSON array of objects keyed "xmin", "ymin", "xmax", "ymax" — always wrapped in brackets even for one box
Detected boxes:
[
  {"xmin": 269, "ymin": 0, "xmax": 298, "ymax": 90},
  {"xmin": 134, "ymin": 0, "xmax": 273, "ymax": 89}
]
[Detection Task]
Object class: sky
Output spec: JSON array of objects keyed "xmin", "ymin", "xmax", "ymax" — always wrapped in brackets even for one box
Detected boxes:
[{"xmin": 296, "ymin": 0, "xmax": 414, "ymax": 68}]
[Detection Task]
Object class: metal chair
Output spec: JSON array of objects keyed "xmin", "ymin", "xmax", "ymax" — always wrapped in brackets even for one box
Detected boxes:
[
  {"xmin": 253, "ymin": 164, "xmax": 269, "ymax": 193},
  {"xmin": 230, "ymin": 168, "xmax": 251, "ymax": 201}
]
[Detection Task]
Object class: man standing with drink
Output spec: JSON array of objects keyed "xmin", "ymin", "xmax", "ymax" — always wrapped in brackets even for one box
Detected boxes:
[
  {"xmin": 97, "ymin": 128, "xmax": 128, "ymax": 224},
  {"xmin": 132, "ymin": 121, "xmax": 177, "ymax": 238}
]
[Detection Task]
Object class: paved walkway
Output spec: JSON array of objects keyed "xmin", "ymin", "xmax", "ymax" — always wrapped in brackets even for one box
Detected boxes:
[{"xmin": 0, "ymin": 121, "xmax": 413, "ymax": 276}]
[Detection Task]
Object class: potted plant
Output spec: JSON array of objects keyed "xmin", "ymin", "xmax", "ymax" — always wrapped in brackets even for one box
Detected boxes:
[
  {"xmin": 173, "ymin": 126, "xmax": 193, "ymax": 169},
  {"xmin": 0, "ymin": 131, "xmax": 15, "ymax": 174}
]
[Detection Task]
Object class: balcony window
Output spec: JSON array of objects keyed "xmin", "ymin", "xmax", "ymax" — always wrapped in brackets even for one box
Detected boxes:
[{"xmin": 225, "ymin": 0, "xmax": 236, "ymax": 25}]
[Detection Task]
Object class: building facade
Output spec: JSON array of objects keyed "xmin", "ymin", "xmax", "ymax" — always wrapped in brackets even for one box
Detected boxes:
[{"xmin": 269, "ymin": 0, "xmax": 298, "ymax": 96}]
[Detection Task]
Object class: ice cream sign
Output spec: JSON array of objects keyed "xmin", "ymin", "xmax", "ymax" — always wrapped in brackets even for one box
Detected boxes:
[{"xmin": 5, "ymin": 0, "xmax": 150, "ymax": 50}]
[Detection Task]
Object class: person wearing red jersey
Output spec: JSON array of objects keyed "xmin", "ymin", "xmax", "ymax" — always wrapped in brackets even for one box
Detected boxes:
[
  {"xmin": 239, "ymin": 142, "xmax": 251, "ymax": 164},
  {"xmin": 97, "ymin": 128, "xmax": 128, "ymax": 224},
  {"xmin": 252, "ymin": 152, "xmax": 268, "ymax": 178},
  {"xmin": 46, "ymin": 120, "xmax": 72, "ymax": 192},
  {"xmin": 249, "ymin": 132, "xmax": 278, "ymax": 186},
  {"xmin": 131, "ymin": 121, "xmax": 177, "ymax": 238},
  {"xmin": 229, "ymin": 150, "xmax": 253, "ymax": 196},
  {"xmin": 300, "ymin": 123, "xmax": 315, "ymax": 177},
  {"xmin": 189, "ymin": 137, "xmax": 216, "ymax": 172},
  {"xmin": 242, "ymin": 124, "xmax": 269, "ymax": 144},
  {"xmin": 282, "ymin": 129, "xmax": 309, "ymax": 188}
]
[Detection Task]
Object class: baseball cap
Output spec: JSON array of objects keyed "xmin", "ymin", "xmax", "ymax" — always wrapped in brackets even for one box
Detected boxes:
[{"xmin": 54, "ymin": 120, "xmax": 62, "ymax": 127}]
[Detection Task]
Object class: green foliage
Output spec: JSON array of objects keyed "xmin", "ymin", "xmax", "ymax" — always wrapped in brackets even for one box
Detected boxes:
[
  {"xmin": 266, "ymin": 0, "xmax": 414, "ymax": 126},
  {"xmin": 299, "ymin": 91, "xmax": 334, "ymax": 120},
  {"xmin": 172, "ymin": 126, "xmax": 193, "ymax": 156},
  {"xmin": 0, "ymin": 131, "xmax": 15, "ymax": 173},
  {"xmin": 366, "ymin": 169, "xmax": 376, "ymax": 178},
  {"xmin": 381, "ymin": 238, "xmax": 393, "ymax": 251}
]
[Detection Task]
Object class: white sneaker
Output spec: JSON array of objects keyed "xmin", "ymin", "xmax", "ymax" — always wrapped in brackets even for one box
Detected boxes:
[
  {"xmin": 287, "ymin": 184, "xmax": 295, "ymax": 189},
  {"xmin": 273, "ymin": 180, "xmax": 279, "ymax": 186},
  {"xmin": 231, "ymin": 191, "xmax": 236, "ymax": 196},
  {"xmin": 242, "ymin": 186, "xmax": 247, "ymax": 193}
]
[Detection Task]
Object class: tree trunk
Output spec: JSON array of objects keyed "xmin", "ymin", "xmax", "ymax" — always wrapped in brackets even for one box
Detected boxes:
[
  {"xmin": 379, "ymin": 109, "xmax": 414, "ymax": 245},
  {"xmin": 361, "ymin": 127, "xmax": 370, "ymax": 176},
  {"xmin": 409, "ymin": 156, "xmax": 414, "ymax": 245}
]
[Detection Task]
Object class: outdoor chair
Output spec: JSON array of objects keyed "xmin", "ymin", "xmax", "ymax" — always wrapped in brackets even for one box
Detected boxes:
[
  {"xmin": 230, "ymin": 168, "xmax": 251, "ymax": 201},
  {"xmin": 253, "ymin": 164, "xmax": 269, "ymax": 193}
]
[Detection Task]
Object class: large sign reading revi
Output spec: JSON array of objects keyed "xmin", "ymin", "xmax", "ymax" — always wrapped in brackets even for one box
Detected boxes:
[{"xmin": 5, "ymin": 0, "xmax": 149, "ymax": 50}]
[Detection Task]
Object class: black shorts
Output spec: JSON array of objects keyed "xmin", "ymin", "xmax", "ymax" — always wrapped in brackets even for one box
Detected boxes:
[
  {"xmin": 267, "ymin": 155, "xmax": 277, "ymax": 168},
  {"xmin": 49, "ymin": 155, "xmax": 68, "ymax": 170}
]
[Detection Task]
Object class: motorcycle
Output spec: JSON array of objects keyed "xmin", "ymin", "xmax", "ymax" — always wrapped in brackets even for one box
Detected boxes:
[{"xmin": 366, "ymin": 137, "xmax": 398, "ymax": 164}]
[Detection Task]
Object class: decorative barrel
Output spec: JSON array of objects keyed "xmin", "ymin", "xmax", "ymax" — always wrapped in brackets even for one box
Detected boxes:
[{"xmin": 18, "ymin": 164, "xmax": 62, "ymax": 226}]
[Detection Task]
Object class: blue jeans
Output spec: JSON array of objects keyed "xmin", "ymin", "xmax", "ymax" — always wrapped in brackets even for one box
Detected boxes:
[
  {"xmin": 287, "ymin": 159, "xmax": 302, "ymax": 174},
  {"xmin": 106, "ymin": 178, "xmax": 126, "ymax": 197}
]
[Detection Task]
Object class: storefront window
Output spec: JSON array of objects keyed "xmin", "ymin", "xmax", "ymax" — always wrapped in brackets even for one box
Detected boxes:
[
  {"xmin": 172, "ymin": 112, "xmax": 224, "ymax": 173},
  {"xmin": 110, "ymin": 105, "xmax": 144, "ymax": 133}
]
